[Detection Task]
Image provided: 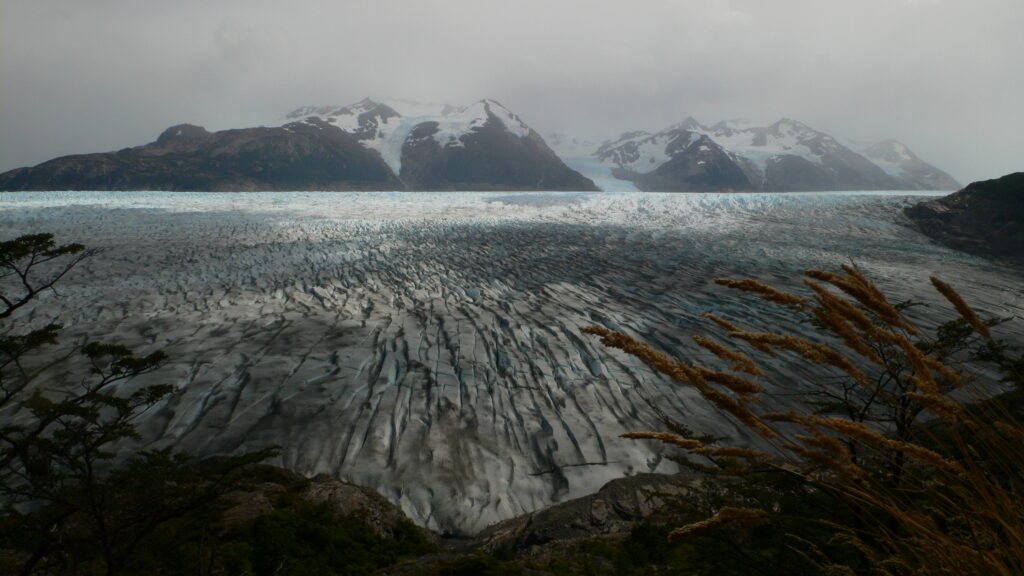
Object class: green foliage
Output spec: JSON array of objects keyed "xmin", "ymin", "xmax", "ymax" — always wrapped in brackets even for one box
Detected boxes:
[
  {"xmin": 0, "ymin": 233, "xmax": 92, "ymax": 321},
  {"xmin": 425, "ymin": 553, "xmax": 523, "ymax": 576},
  {"xmin": 241, "ymin": 504, "xmax": 432, "ymax": 575},
  {"xmin": 107, "ymin": 496, "xmax": 437, "ymax": 576},
  {"xmin": 0, "ymin": 232, "xmax": 280, "ymax": 575}
]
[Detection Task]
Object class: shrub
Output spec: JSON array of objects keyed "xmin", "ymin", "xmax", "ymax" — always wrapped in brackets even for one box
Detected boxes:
[{"xmin": 585, "ymin": 265, "xmax": 1023, "ymax": 575}]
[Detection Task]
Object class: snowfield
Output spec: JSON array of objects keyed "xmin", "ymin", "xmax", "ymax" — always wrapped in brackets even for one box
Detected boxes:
[{"xmin": 2, "ymin": 191, "xmax": 1022, "ymax": 534}]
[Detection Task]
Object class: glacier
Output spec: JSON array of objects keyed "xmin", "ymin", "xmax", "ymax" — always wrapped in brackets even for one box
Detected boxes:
[{"xmin": 1, "ymin": 190, "xmax": 1022, "ymax": 534}]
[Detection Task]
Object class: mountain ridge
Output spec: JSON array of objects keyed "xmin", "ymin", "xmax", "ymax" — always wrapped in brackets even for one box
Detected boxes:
[
  {"xmin": 1, "ymin": 98, "xmax": 957, "ymax": 192},
  {"xmin": 581, "ymin": 116, "xmax": 959, "ymax": 192},
  {"xmin": 905, "ymin": 172, "xmax": 1024, "ymax": 264}
]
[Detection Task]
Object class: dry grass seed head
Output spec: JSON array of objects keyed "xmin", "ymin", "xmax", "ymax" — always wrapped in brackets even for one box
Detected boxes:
[
  {"xmin": 620, "ymin": 431, "xmax": 704, "ymax": 450},
  {"xmin": 583, "ymin": 326, "xmax": 777, "ymax": 438},
  {"xmin": 890, "ymin": 332, "xmax": 947, "ymax": 395},
  {"xmin": 786, "ymin": 441, "xmax": 863, "ymax": 480},
  {"xmin": 930, "ymin": 277, "xmax": 992, "ymax": 339},
  {"xmin": 763, "ymin": 411, "xmax": 811, "ymax": 424},
  {"xmin": 923, "ymin": 356, "xmax": 964, "ymax": 389},
  {"xmin": 905, "ymin": 391, "xmax": 960, "ymax": 422},
  {"xmin": 714, "ymin": 278, "xmax": 809, "ymax": 310},
  {"xmin": 582, "ymin": 326, "xmax": 696, "ymax": 386},
  {"xmin": 690, "ymin": 445, "xmax": 773, "ymax": 462},
  {"xmin": 704, "ymin": 314, "xmax": 780, "ymax": 356},
  {"xmin": 694, "ymin": 382, "xmax": 779, "ymax": 439},
  {"xmin": 816, "ymin": 417, "xmax": 962, "ymax": 472},
  {"xmin": 696, "ymin": 366, "xmax": 764, "ymax": 399},
  {"xmin": 732, "ymin": 331, "xmax": 873, "ymax": 390},
  {"xmin": 703, "ymin": 313, "xmax": 740, "ymax": 332},
  {"xmin": 692, "ymin": 334, "xmax": 764, "ymax": 376},
  {"xmin": 810, "ymin": 304, "xmax": 884, "ymax": 366},
  {"xmin": 669, "ymin": 507, "xmax": 770, "ymax": 541},
  {"xmin": 807, "ymin": 268, "xmax": 916, "ymax": 334},
  {"xmin": 804, "ymin": 280, "xmax": 876, "ymax": 333},
  {"xmin": 994, "ymin": 421, "xmax": 1024, "ymax": 442}
]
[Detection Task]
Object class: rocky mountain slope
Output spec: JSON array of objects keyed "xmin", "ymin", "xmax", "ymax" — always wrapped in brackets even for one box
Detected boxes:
[
  {"xmin": 0, "ymin": 120, "xmax": 403, "ymax": 191},
  {"xmin": 0, "ymin": 98, "xmax": 597, "ymax": 192},
  {"xmin": 589, "ymin": 117, "xmax": 958, "ymax": 192},
  {"xmin": 862, "ymin": 139, "xmax": 962, "ymax": 190},
  {"xmin": 1, "ymin": 98, "xmax": 959, "ymax": 192},
  {"xmin": 905, "ymin": 172, "xmax": 1024, "ymax": 264},
  {"xmin": 594, "ymin": 122, "xmax": 753, "ymax": 192},
  {"xmin": 284, "ymin": 98, "xmax": 599, "ymax": 191}
]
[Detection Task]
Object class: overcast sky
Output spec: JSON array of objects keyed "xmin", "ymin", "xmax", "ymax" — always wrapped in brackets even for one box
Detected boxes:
[{"xmin": 1, "ymin": 0, "xmax": 1020, "ymax": 184}]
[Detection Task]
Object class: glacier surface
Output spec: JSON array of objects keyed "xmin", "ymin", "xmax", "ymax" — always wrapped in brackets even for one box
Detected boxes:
[{"xmin": 1, "ymin": 191, "xmax": 1021, "ymax": 534}]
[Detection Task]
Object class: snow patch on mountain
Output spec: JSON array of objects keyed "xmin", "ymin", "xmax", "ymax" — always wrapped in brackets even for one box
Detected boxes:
[
  {"xmin": 592, "ymin": 118, "xmax": 845, "ymax": 180},
  {"xmin": 691, "ymin": 118, "xmax": 830, "ymax": 173},
  {"xmin": 595, "ymin": 131, "xmax": 702, "ymax": 175},
  {"xmin": 869, "ymin": 158, "xmax": 908, "ymax": 179},
  {"xmin": 281, "ymin": 98, "xmax": 533, "ymax": 176},
  {"xmin": 431, "ymin": 100, "xmax": 531, "ymax": 148}
]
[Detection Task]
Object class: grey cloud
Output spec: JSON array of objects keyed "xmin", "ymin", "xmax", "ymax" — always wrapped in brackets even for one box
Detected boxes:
[{"xmin": 1, "ymin": 0, "xmax": 1021, "ymax": 183}]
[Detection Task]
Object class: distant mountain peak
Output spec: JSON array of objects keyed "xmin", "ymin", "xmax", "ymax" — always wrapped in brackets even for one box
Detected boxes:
[
  {"xmin": 272, "ymin": 97, "xmax": 592, "ymax": 191},
  {"xmin": 155, "ymin": 124, "xmax": 210, "ymax": 145},
  {"xmin": 864, "ymin": 139, "xmax": 916, "ymax": 162},
  {"xmin": 769, "ymin": 117, "xmax": 817, "ymax": 136},
  {"xmin": 709, "ymin": 118, "xmax": 755, "ymax": 133},
  {"xmin": 670, "ymin": 116, "xmax": 704, "ymax": 131},
  {"xmin": 861, "ymin": 138, "xmax": 959, "ymax": 189}
]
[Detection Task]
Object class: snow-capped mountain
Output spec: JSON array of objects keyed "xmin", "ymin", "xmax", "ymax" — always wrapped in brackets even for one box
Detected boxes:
[
  {"xmin": 593, "ymin": 121, "xmax": 753, "ymax": 192},
  {"xmin": 0, "ymin": 98, "xmax": 597, "ymax": 192},
  {"xmin": 587, "ymin": 118, "xmax": 959, "ymax": 192},
  {"xmin": 282, "ymin": 98, "xmax": 597, "ymax": 191},
  {"xmin": 0, "ymin": 97, "xmax": 959, "ymax": 193},
  {"xmin": 862, "ymin": 139, "xmax": 960, "ymax": 190},
  {"xmin": 696, "ymin": 118, "xmax": 896, "ymax": 190}
]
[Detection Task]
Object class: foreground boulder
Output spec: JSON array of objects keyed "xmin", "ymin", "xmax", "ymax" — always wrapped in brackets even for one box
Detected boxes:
[
  {"xmin": 905, "ymin": 172, "xmax": 1024, "ymax": 264},
  {"xmin": 222, "ymin": 467, "xmax": 425, "ymax": 540},
  {"xmin": 473, "ymin": 471, "xmax": 700, "ymax": 553}
]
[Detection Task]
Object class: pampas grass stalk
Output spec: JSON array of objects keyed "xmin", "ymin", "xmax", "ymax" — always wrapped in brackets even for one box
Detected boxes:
[{"xmin": 585, "ymin": 267, "xmax": 1024, "ymax": 575}]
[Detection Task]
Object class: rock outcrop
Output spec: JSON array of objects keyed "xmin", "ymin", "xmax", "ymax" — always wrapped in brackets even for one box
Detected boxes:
[
  {"xmin": 473, "ymin": 471, "xmax": 700, "ymax": 552},
  {"xmin": 222, "ymin": 466, "xmax": 431, "ymax": 541},
  {"xmin": 905, "ymin": 172, "xmax": 1024, "ymax": 264}
]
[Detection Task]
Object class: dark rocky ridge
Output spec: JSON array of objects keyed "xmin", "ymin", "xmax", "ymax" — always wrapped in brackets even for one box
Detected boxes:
[
  {"xmin": 0, "ymin": 99, "xmax": 598, "ymax": 192},
  {"xmin": 0, "ymin": 120, "xmax": 403, "ymax": 191},
  {"xmin": 904, "ymin": 172, "xmax": 1024, "ymax": 264}
]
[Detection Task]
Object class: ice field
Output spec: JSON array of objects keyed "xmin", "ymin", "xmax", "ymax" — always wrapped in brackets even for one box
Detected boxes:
[{"xmin": 2, "ymin": 191, "xmax": 1022, "ymax": 533}]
